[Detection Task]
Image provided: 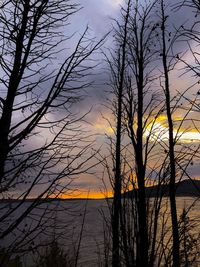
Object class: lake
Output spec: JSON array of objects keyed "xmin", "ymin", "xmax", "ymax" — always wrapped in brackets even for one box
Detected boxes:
[{"xmin": 1, "ymin": 197, "xmax": 200, "ymax": 266}]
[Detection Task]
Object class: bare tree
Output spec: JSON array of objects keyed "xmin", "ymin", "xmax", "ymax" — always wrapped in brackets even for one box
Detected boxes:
[
  {"xmin": 0, "ymin": 0, "xmax": 103, "ymax": 261},
  {"xmin": 105, "ymin": 1, "xmax": 198, "ymax": 267},
  {"xmin": 122, "ymin": 1, "xmax": 161, "ymax": 266},
  {"xmin": 159, "ymin": 1, "xmax": 181, "ymax": 266},
  {"xmin": 106, "ymin": 1, "xmax": 131, "ymax": 266},
  {"xmin": 106, "ymin": 1, "xmax": 168, "ymax": 266}
]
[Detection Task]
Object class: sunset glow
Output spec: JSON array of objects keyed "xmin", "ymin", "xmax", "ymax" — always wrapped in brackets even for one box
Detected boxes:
[
  {"xmin": 94, "ymin": 122, "xmax": 114, "ymax": 135},
  {"xmin": 145, "ymin": 115, "xmax": 200, "ymax": 143},
  {"xmin": 60, "ymin": 190, "xmax": 113, "ymax": 199}
]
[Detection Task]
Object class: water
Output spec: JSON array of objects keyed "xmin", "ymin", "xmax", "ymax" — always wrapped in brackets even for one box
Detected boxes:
[{"xmin": 0, "ymin": 197, "xmax": 200, "ymax": 266}]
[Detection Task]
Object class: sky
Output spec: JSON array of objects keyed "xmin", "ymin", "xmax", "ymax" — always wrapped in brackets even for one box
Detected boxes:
[
  {"xmin": 65, "ymin": 0, "xmax": 200, "ymax": 199},
  {"xmin": 2, "ymin": 0, "xmax": 200, "ymax": 200},
  {"xmin": 63, "ymin": 0, "xmax": 124, "ymax": 198},
  {"xmin": 0, "ymin": 0, "xmax": 124, "ymax": 200}
]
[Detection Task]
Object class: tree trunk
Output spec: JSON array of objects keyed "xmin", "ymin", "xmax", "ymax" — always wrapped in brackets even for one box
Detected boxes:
[
  {"xmin": 161, "ymin": 1, "xmax": 180, "ymax": 266},
  {"xmin": 112, "ymin": 2, "xmax": 131, "ymax": 266}
]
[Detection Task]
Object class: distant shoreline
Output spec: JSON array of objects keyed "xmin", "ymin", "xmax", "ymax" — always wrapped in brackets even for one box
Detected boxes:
[{"xmin": 1, "ymin": 179, "xmax": 200, "ymax": 202}]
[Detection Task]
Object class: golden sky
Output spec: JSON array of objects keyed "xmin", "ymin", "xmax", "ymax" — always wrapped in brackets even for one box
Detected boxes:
[{"xmin": 144, "ymin": 114, "xmax": 200, "ymax": 144}]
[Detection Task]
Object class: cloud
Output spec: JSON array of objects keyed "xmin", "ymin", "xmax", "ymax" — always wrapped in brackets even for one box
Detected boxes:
[
  {"xmin": 109, "ymin": 0, "xmax": 124, "ymax": 8},
  {"xmin": 144, "ymin": 113, "xmax": 200, "ymax": 144},
  {"xmin": 74, "ymin": 0, "xmax": 123, "ymax": 37}
]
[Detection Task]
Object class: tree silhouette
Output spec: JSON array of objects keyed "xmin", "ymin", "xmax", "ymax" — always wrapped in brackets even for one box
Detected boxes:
[{"xmin": 0, "ymin": 0, "xmax": 103, "ymax": 259}]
